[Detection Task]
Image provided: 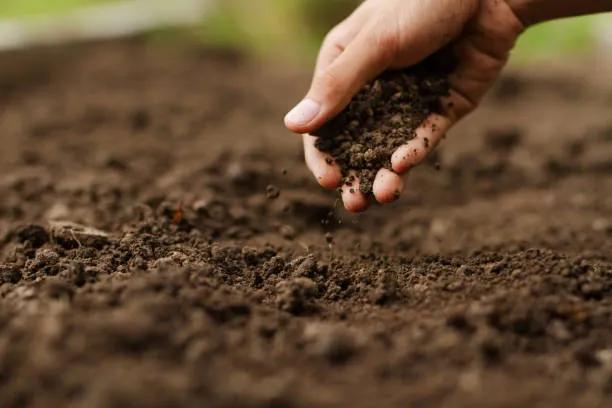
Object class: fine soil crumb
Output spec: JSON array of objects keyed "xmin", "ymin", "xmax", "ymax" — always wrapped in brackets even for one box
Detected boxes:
[
  {"xmin": 266, "ymin": 184, "xmax": 280, "ymax": 199},
  {"xmin": 312, "ymin": 50, "xmax": 455, "ymax": 194}
]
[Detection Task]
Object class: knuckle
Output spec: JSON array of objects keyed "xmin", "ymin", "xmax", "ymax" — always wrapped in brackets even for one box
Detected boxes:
[
  {"xmin": 323, "ymin": 26, "xmax": 344, "ymax": 47},
  {"xmin": 369, "ymin": 29, "xmax": 398, "ymax": 63}
]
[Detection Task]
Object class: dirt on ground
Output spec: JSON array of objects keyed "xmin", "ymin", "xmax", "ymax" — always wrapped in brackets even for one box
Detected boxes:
[{"xmin": 0, "ymin": 39, "xmax": 611, "ymax": 408}]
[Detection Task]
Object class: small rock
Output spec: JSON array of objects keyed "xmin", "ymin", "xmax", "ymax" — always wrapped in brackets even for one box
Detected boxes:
[
  {"xmin": 152, "ymin": 257, "xmax": 179, "ymax": 271},
  {"xmin": 276, "ymin": 277, "xmax": 317, "ymax": 315},
  {"xmin": 25, "ymin": 249, "xmax": 61, "ymax": 278},
  {"xmin": 290, "ymin": 256, "xmax": 317, "ymax": 278},
  {"xmin": 457, "ymin": 265, "xmax": 473, "ymax": 276},
  {"xmin": 58, "ymin": 261, "xmax": 90, "ymax": 287},
  {"xmin": 546, "ymin": 319, "xmax": 571, "ymax": 341},
  {"xmin": 46, "ymin": 202, "xmax": 70, "ymax": 221},
  {"xmin": 226, "ymin": 162, "xmax": 246, "ymax": 182},
  {"xmin": 263, "ymin": 256, "xmax": 285, "ymax": 276},
  {"xmin": 592, "ymin": 218, "xmax": 611, "ymax": 233},
  {"xmin": 429, "ymin": 218, "xmax": 449, "ymax": 238},
  {"xmin": 373, "ymin": 269, "xmax": 401, "ymax": 305},
  {"xmin": 36, "ymin": 249, "xmax": 60, "ymax": 265},
  {"xmin": 444, "ymin": 280, "xmax": 464, "ymax": 292},
  {"xmin": 266, "ymin": 185, "xmax": 280, "ymax": 200},
  {"xmin": 484, "ymin": 262, "xmax": 505, "ymax": 274},
  {"xmin": 596, "ymin": 349, "xmax": 612, "ymax": 369},
  {"xmin": 279, "ymin": 224, "xmax": 297, "ymax": 240},
  {"xmin": 49, "ymin": 221, "xmax": 109, "ymax": 249},
  {"xmin": 303, "ymin": 322, "xmax": 359, "ymax": 365}
]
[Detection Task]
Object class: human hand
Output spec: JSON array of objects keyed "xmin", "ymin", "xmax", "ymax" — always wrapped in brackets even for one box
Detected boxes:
[{"xmin": 284, "ymin": 0, "xmax": 524, "ymax": 212}]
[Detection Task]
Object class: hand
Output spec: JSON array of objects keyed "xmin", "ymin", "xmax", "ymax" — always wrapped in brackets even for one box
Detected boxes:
[{"xmin": 285, "ymin": 0, "xmax": 524, "ymax": 212}]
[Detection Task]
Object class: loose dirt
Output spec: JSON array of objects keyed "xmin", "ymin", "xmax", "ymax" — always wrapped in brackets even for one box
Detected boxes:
[
  {"xmin": 313, "ymin": 50, "xmax": 453, "ymax": 194},
  {"xmin": 0, "ymin": 39, "xmax": 611, "ymax": 407}
]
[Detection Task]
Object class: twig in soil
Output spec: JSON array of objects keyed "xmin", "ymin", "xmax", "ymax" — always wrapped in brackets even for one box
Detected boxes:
[
  {"xmin": 48, "ymin": 226, "xmax": 56, "ymax": 245},
  {"xmin": 70, "ymin": 229, "xmax": 83, "ymax": 248}
]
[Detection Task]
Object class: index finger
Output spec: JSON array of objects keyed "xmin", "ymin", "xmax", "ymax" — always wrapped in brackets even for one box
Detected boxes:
[{"xmin": 313, "ymin": 1, "xmax": 374, "ymax": 75}]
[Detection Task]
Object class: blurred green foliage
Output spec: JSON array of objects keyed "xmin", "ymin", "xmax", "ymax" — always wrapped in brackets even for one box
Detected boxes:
[
  {"xmin": 0, "ymin": 0, "xmax": 606, "ymax": 63},
  {"xmin": 515, "ymin": 16, "xmax": 597, "ymax": 60},
  {"xmin": 193, "ymin": 0, "xmax": 358, "ymax": 60},
  {"xmin": 0, "ymin": 0, "xmax": 113, "ymax": 18}
]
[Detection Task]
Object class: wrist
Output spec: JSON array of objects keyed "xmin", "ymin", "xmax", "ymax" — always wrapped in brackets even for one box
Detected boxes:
[{"xmin": 506, "ymin": 0, "xmax": 612, "ymax": 27}]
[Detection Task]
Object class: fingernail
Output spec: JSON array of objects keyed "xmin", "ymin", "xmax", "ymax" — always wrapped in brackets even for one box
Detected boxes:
[{"xmin": 284, "ymin": 99, "xmax": 320, "ymax": 128}]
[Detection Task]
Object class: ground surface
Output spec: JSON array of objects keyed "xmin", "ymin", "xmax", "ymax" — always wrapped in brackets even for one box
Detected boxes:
[{"xmin": 0, "ymin": 40, "xmax": 611, "ymax": 408}]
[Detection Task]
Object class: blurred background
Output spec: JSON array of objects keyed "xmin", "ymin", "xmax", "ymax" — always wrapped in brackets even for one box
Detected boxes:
[{"xmin": 0, "ymin": 0, "xmax": 611, "ymax": 62}]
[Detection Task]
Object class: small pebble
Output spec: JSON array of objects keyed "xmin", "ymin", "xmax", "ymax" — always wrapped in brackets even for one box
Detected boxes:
[
  {"xmin": 325, "ymin": 232, "xmax": 334, "ymax": 245},
  {"xmin": 266, "ymin": 185, "xmax": 280, "ymax": 200},
  {"xmin": 279, "ymin": 224, "xmax": 297, "ymax": 240}
]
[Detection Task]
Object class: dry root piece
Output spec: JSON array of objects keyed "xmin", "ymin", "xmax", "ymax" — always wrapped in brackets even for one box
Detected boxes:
[{"xmin": 49, "ymin": 221, "xmax": 109, "ymax": 249}]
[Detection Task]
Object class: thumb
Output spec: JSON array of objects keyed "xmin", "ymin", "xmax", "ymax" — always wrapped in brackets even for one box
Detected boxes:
[{"xmin": 284, "ymin": 28, "xmax": 396, "ymax": 134}]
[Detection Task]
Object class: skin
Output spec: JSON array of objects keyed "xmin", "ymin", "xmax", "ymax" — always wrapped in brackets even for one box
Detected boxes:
[{"xmin": 284, "ymin": 0, "xmax": 612, "ymax": 212}]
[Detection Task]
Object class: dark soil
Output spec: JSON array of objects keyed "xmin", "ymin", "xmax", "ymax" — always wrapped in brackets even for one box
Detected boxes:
[
  {"xmin": 0, "ymin": 39, "xmax": 611, "ymax": 408},
  {"xmin": 313, "ymin": 51, "xmax": 453, "ymax": 194}
]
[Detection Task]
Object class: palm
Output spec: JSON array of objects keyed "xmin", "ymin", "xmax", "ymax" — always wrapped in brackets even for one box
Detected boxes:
[{"xmin": 289, "ymin": 0, "xmax": 524, "ymax": 212}]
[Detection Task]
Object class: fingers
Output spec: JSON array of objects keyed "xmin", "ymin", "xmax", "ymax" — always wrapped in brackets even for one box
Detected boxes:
[
  {"xmin": 303, "ymin": 135, "xmax": 369, "ymax": 213},
  {"xmin": 303, "ymin": 134, "xmax": 342, "ymax": 189},
  {"xmin": 372, "ymin": 169, "xmax": 404, "ymax": 204},
  {"xmin": 391, "ymin": 114, "xmax": 452, "ymax": 174},
  {"xmin": 314, "ymin": 1, "xmax": 374, "ymax": 75},
  {"xmin": 446, "ymin": 38, "xmax": 509, "ymax": 121},
  {"xmin": 285, "ymin": 23, "xmax": 396, "ymax": 135},
  {"xmin": 341, "ymin": 172, "xmax": 369, "ymax": 213}
]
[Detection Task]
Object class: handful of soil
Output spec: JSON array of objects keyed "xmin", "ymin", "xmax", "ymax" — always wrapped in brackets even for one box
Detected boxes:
[{"xmin": 312, "ymin": 50, "xmax": 456, "ymax": 195}]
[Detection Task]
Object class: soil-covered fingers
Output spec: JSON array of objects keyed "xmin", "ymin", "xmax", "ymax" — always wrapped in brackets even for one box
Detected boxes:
[
  {"xmin": 391, "ymin": 114, "xmax": 452, "ymax": 174},
  {"xmin": 303, "ymin": 134, "xmax": 342, "ymax": 189},
  {"xmin": 372, "ymin": 168, "xmax": 404, "ymax": 204},
  {"xmin": 341, "ymin": 173, "xmax": 369, "ymax": 213}
]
